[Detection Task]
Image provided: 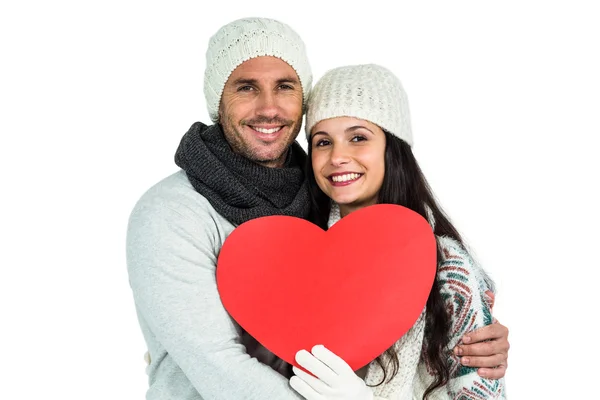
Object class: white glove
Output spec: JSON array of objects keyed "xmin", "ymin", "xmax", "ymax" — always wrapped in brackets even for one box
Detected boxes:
[{"xmin": 289, "ymin": 345, "xmax": 374, "ymax": 400}]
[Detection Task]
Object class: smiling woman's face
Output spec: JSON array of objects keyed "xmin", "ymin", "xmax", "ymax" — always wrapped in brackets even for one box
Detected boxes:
[{"xmin": 310, "ymin": 116, "xmax": 386, "ymax": 217}]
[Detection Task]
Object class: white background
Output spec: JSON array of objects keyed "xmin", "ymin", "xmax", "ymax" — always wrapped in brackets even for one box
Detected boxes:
[{"xmin": 1, "ymin": 1, "xmax": 598, "ymax": 398}]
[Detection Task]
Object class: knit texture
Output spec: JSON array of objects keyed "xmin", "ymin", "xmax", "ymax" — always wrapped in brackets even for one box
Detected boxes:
[
  {"xmin": 366, "ymin": 310, "xmax": 426, "ymax": 399},
  {"xmin": 305, "ymin": 64, "xmax": 412, "ymax": 145},
  {"xmin": 412, "ymin": 236, "xmax": 506, "ymax": 399},
  {"xmin": 174, "ymin": 121, "xmax": 310, "ymax": 225},
  {"xmin": 204, "ymin": 17, "xmax": 312, "ymax": 122},
  {"xmin": 328, "ymin": 204, "xmax": 506, "ymax": 399}
]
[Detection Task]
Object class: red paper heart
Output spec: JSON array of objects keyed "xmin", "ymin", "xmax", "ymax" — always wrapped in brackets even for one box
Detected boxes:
[{"xmin": 216, "ymin": 204, "xmax": 436, "ymax": 370}]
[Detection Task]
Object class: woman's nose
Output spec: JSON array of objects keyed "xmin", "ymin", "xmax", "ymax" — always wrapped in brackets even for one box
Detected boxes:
[{"xmin": 329, "ymin": 145, "xmax": 351, "ymax": 166}]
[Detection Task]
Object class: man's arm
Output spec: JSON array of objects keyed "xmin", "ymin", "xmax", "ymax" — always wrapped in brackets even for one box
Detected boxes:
[
  {"xmin": 452, "ymin": 287, "xmax": 510, "ymax": 379},
  {"xmin": 453, "ymin": 316, "xmax": 509, "ymax": 379},
  {"xmin": 126, "ymin": 194, "xmax": 302, "ymax": 399}
]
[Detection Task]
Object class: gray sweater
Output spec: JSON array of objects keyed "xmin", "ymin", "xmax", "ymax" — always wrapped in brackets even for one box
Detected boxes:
[{"xmin": 126, "ymin": 170, "xmax": 303, "ymax": 399}]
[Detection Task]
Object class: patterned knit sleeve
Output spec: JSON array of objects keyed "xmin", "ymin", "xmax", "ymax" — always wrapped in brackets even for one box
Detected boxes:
[{"xmin": 436, "ymin": 236, "xmax": 506, "ymax": 399}]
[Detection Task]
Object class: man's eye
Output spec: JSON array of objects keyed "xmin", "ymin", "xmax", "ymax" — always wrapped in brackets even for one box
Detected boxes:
[
  {"xmin": 238, "ymin": 86, "xmax": 254, "ymax": 92},
  {"xmin": 279, "ymin": 84, "xmax": 294, "ymax": 90}
]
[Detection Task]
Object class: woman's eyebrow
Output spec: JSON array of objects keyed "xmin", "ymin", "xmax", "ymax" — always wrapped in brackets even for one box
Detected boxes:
[
  {"xmin": 311, "ymin": 131, "xmax": 329, "ymax": 139},
  {"xmin": 346, "ymin": 125, "xmax": 375, "ymax": 135}
]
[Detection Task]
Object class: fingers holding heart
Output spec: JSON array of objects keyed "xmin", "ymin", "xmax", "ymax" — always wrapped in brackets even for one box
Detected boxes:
[{"xmin": 295, "ymin": 347, "xmax": 338, "ymax": 385}]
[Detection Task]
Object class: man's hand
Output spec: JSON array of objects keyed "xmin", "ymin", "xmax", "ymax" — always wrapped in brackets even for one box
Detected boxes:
[
  {"xmin": 290, "ymin": 345, "xmax": 374, "ymax": 400},
  {"xmin": 453, "ymin": 291, "xmax": 509, "ymax": 379}
]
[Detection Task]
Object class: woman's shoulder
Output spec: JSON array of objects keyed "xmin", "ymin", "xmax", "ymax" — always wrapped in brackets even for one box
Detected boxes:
[
  {"xmin": 436, "ymin": 235, "xmax": 470, "ymax": 263},
  {"xmin": 435, "ymin": 235, "xmax": 493, "ymax": 293}
]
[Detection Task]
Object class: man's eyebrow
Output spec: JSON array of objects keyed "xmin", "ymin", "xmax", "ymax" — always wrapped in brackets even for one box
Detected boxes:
[
  {"xmin": 230, "ymin": 78, "xmax": 258, "ymax": 86},
  {"xmin": 277, "ymin": 76, "xmax": 300, "ymax": 84},
  {"xmin": 229, "ymin": 77, "xmax": 300, "ymax": 86}
]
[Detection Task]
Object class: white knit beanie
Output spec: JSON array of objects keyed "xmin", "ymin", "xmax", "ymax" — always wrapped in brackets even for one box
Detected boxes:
[
  {"xmin": 203, "ymin": 17, "xmax": 313, "ymax": 122},
  {"xmin": 305, "ymin": 64, "xmax": 413, "ymax": 146}
]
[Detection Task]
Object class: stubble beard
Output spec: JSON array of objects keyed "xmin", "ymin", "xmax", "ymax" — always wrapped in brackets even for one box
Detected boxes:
[{"xmin": 220, "ymin": 114, "xmax": 302, "ymax": 168}]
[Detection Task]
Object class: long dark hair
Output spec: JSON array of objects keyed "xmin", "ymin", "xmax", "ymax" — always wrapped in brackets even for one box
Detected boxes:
[{"xmin": 307, "ymin": 130, "xmax": 464, "ymax": 398}]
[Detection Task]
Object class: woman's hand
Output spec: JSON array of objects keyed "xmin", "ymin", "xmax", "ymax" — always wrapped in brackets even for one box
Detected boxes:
[{"xmin": 290, "ymin": 345, "xmax": 374, "ymax": 400}]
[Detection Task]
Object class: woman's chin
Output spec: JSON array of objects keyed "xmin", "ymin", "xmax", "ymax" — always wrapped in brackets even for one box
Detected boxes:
[
  {"xmin": 331, "ymin": 196, "xmax": 355, "ymax": 206},
  {"xmin": 332, "ymin": 196, "xmax": 359, "ymax": 208}
]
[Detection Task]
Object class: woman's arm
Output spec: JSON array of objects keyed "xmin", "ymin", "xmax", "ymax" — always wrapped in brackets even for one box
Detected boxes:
[{"xmin": 436, "ymin": 236, "xmax": 507, "ymax": 398}]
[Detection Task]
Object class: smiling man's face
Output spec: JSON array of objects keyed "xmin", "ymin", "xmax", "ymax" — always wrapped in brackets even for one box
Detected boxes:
[{"xmin": 219, "ymin": 56, "xmax": 304, "ymax": 168}]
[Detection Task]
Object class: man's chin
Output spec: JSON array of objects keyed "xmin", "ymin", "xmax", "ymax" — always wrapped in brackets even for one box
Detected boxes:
[{"xmin": 250, "ymin": 149, "xmax": 289, "ymax": 167}]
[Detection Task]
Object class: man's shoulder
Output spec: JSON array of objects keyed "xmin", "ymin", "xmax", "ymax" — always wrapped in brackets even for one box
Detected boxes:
[
  {"xmin": 129, "ymin": 169, "xmax": 226, "ymax": 225},
  {"xmin": 138, "ymin": 169, "xmax": 196, "ymax": 201}
]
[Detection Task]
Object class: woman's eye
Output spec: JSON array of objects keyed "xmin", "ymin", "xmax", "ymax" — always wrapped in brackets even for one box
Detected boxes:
[
  {"xmin": 351, "ymin": 135, "xmax": 367, "ymax": 142},
  {"xmin": 315, "ymin": 139, "xmax": 330, "ymax": 147}
]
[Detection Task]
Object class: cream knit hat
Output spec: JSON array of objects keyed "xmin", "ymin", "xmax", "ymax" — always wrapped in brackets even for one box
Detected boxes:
[
  {"xmin": 203, "ymin": 17, "xmax": 312, "ymax": 122},
  {"xmin": 305, "ymin": 64, "xmax": 413, "ymax": 146}
]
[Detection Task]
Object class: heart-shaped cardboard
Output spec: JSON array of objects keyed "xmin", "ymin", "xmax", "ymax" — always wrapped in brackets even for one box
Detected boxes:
[{"xmin": 216, "ymin": 204, "xmax": 436, "ymax": 371}]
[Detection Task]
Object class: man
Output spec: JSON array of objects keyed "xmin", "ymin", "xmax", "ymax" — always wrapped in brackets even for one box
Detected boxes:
[{"xmin": 126, "ymin": 17, "xmax": 509, "ymax": 399}]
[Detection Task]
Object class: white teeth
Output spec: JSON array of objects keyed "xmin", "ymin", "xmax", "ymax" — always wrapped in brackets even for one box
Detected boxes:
[
  {"xmin": 253, "ymin": 126, "xmax": 282, "ymax": 134},
  {"xmin": 332, "ymin": 173, "xmax": 361, "ymax": 183}
]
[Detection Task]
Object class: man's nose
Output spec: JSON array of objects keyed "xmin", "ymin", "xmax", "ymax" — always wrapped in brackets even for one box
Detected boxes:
[{"xmin": 256, "ymin": 91, "xmax": 278, "ymax": 118}]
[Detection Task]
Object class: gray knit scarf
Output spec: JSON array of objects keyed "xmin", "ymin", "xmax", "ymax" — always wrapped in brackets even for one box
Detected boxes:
[{"xmin": 175, "ymin": 122, "xmax": 310, "ymax": 225}]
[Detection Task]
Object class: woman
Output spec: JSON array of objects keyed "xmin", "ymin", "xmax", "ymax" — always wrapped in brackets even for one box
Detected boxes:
[{"xmin": 289, "ymin": 64, "xmax": 506, "ymax": 399}]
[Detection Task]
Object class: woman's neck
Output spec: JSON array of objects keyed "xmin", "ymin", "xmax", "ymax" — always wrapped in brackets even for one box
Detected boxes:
[
  {"xmin": 339, "ymin": 205, "xmax": 355, "ymax": 218},
  {"xmin": 339, "ymin": 202, "xmax": 375, "ymax": 218}
]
